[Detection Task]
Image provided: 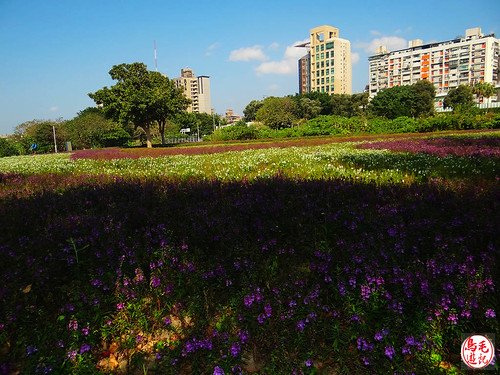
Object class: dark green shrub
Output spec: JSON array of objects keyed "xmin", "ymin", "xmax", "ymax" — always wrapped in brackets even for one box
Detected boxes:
[{"xmin": 0, "ymin": 138, "xmax": 20, "ymax": 157}]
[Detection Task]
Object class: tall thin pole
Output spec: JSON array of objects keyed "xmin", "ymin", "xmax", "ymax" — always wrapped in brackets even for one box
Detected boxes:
[
  {"xmin": 52, "ymin": 125, "xmax": 58, "ymax": 153},
  {"xmin": 154, "ymin": 40, "xmax": 158, "ymax": 72}
]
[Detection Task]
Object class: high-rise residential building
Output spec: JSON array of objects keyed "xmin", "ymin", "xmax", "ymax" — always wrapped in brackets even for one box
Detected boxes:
[
  {"xmin": 368, "ymin": 27, "xmax": 500, "ymax": 108},
  {"xmin": 298, "ymin": 54, "xmax": 310, "ymax": 94},
  {"xmin": 174, "ymin": 68, "xmax": 212, "ymax": 114},
  {"xmin": 297, "ymin": 25, "xmax": 352, "ymax": 95}
]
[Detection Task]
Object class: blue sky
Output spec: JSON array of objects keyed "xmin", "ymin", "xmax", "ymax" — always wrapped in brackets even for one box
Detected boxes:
[{"xmin": 0, "ymin": 0, "xmax": 499, "ymax": 134}]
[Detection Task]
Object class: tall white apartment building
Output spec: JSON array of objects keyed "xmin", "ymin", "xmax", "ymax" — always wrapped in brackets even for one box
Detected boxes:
[
  {"xmin": 297, "ymin": 25, "xmax": 352, "ymax": 95},
  {"xmin": 368, "ymin": 28, "xmax": 499, "ymax": 107},
  {"xmin": 174, "ymin": 68, "xmax": 212, "ymax": 114}
]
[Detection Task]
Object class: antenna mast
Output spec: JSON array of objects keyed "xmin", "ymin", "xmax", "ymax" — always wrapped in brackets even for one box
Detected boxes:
[{"xmin": 154, "ymin": 40, "xmax": 158, "ymax": 72}]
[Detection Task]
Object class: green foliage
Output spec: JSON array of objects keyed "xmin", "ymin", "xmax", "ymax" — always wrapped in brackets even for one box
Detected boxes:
[
  {"xmin": 329, "ymin": 93, "xmax": 369, "ymax": 117},
  {"xmin": 205, "ymin": 123, "xmax": 260, "ymax": 141},
  {"xmin": 294, "ymin": 97, "xmax": 322, "ymax": 120},
  {"xmin": 243, "ymin": 100, "xmax": 264, "ymax": 122},
  {"xmin": 255, "ymin": 97, "xmax": 298, "ymax": 129},
  {"xmin": 172, "ymin": 112, "xmax": 223, "ymax": 137},
  {"xmin": 0, "ymin": 138, "xmax": 20, "ymax": 157},
  {"xmin": 369, "ymin": 80, "xmax": 436, "ymax": 119},
  {"xmin": 63, "ymin": 108, "xmax": 131, "ymax": 149},
  {"xmin": 89, "ymin": 62, "xmax": 189, "ymax": 148},
  {"xmin": 443, "ymin": 85, "xmax": 475, "ymax": 112},
  {"xmin": 13, "ymin": 119, "xmax": 65, "ymax": 153}
]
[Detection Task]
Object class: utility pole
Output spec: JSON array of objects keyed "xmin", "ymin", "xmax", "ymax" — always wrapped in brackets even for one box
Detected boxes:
[{"xmin": 52, "ymin": 125, "xmax": 58, "ymax": 153}]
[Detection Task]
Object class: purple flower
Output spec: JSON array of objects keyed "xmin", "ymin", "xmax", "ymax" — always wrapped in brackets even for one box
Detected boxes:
[
  {"xmin": 264, "ymin": 303, "xmax": 272, "ymax": 318},
  {"xmin": 81, "ymin": 326, "xmax": 90, "ymax": 336},
  {"xmin": 385, "ymin": 345, "xmax": 395, "ymax": 360},
  {"xmin": 213, "ymin": 366, "xmax": 225, "ymax": 375},
  {"xmin": 116, "ymin": 302, "xmax": 125, "ymax": 310},
  {"xmin": 67, "ymin": 350, "xmax": 77, "ymax": 361},
  {"xmin": 447, "ymin": 313, "xmax": 458, "ymax": 324},
  {"xmin": 230, "ymin": 342, "xmax": 240, "ymax": 357},
  {"xmin": 305, "ymin": 358, "xmax": 313, "ymax": 367},
  {"xmin": 151, "ymin": 276, "xmax": 161, "ymax": 288},
  {"xmin": 238, "ymin": 330, "xmax": 249, "ymax": 343},
  {"xmin": 360, "ymin": 284, "xmax": 371, "ymax": 300},
  {"xmin": 164, "ymin": 317, "xmax": 171, "ymax": 325},
  {"xmin": 296, "ymin": 320, "xmax": 306, "ymax": 332},
  {"xmin": 485, "ymin": 308, "xmax": 496, "ymax": 319},
  {"xmin": 257, "ymin": 313, "xmax": 266, "ymax": 324},
  {"xmin": 26, "ymin": 345, "xmax": 38, "ymax": 356},
  {"xmin": 79, "ymin": 343, "xmax": 91, "ymax": 354},
  {"xmin": 243, "ymin": 294, "xmax": 254, "ymax": 308},
  {"xmin": 68, "ymin": 319, "xmax": 78, "ymax": 331}
]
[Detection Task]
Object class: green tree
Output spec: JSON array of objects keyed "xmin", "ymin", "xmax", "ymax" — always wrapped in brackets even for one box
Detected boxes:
[
  {"xmin": 302, "ymin": 91, "xmax": 333, "ymax": 115},
  {"xmin": 370, "ymin": 81, "xmax": 435, "ymax": 119},
  {"xmin": 89, "ymin": 63, "xmax": 188, "ymax": 148},
  {"xmin": 295, "ymin": 97, "xmax": 322, "ymax": 120},
  {"xmin": 443, "ymin": 84, "xmax": 475, "ymax": 112},
  {"xmin": 13, "ymin": 119, "xmax": 65, "ymax": 153},
  {"xmin": 63, "ymin": 107, "xmax": 130, "ymax": 149},
  {"xmin": 243, "ymin": 100, "xmax": 264, "ymax": 122},
  {"xmin": 472, "ymin": 82, "xmax": 495, "ymax": 110},
  {"xmin": 255, "ymin": 97, "xmax": 298, "ymax": 129},
  {"xmin": 149, "ymin": 72, "xmax": 190, "ymax": 145},
  {"xmin": 410, "ymin": 80, "xmax": 436, "ymax": 117}
]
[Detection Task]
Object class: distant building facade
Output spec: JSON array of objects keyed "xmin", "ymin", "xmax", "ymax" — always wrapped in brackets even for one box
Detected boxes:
[
  {"xmin": 174, "ymin": 68, "xmax": 212, "ymax": 114},
  {"xmin": 368, "ymin": 27, "xmax": 500, "ymax": 108},
  {"xmin": 224, "ymin": 108, "xmax": 241, "ymax": 124},
  {"xmin": 297, "ymin": 25, "xmax": 352, "ymax": 95}
]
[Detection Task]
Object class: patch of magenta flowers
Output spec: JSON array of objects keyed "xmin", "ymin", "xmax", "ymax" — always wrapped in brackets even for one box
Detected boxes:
[
  {"xmin": 0, "ymin": 175, "xmax": 497, "ymax": 373},
  {"xmin": 358, "ymin": 136, "xmax": 500, "ymax": 158}
]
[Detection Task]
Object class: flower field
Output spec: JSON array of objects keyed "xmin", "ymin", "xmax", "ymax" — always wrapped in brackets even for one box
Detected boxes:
[{"xmin": 0, "ymin": 131, "xmax": 498, "ymax": 374}]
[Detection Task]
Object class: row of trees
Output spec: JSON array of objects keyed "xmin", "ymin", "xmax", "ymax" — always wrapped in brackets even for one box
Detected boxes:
[
  {"xmin": 243, "ymin": 81, "xmax": 496, "ymax": 129},
  {"xmin": 6, "ymin": 108, "xmax": 225, "ymax": 156},
  {"xmin": 4, "ymin": 62, "xmax": 227, "ymax": 155},
  {"xmin": 245, "ymin": 81, "xmax": 435, "ymax": 129}
]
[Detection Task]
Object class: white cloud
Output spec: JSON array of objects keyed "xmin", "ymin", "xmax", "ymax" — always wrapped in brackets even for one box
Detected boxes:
[
  {"xmin": 256, "ymin": 61, "xmax": 295, "ymax": 75},
  {"xmin": 268, "ymin": 42, "xmax": 280, "ymax": 50},
  {"xmin": 255, "ymin": 39, "xmax": 308, "ymax": 75},
  {"xmin": 49, "ymin": 106, "xmax": 59, "ymax": 112},
  {"xmin": 370, "ymin": 30, "xmax": 382, "ymax": 36},
  {"xmin": 359, "ymin": 36, "xmax": 408, "ymax": 54},
  {"xmin": 268, "ymin": 84, "xmax": 279, "ymax": 91},
  {"xmin": 205, "ymin": 42, "xmax": 220, "ymax": 56},
  {"xmin": 351, "ymin": 52, "xmax": 360, "ymax": 64},
  {"xmin": 229, "ymin": 45, "xmax": 267, "ymax": 61}
]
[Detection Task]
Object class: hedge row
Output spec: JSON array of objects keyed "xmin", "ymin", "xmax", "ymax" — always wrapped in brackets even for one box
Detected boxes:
[{"xmin": 206, "ymin": 113, "xmax": 500, "ymax": 141}]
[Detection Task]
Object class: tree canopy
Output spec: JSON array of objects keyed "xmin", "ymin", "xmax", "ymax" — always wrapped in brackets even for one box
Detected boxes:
[
  {"xmin": 89, "ymin": 62, "xmax": 189, "ymax": 147},
  {"xmin": 243, "ymin": 100, "xmax": 264, "ymax": 122},
  {"xmin": 369, "ymin": 80, "xmax": 436, "ymax": 119},
  {"xmin": 255, "ymin": 97, "xmax": 298, "ymax": 129},
  {"xmin": 443, "ymin": 84, "xmax": 475, "ymax": 112},
  {"xmin": 63, "ymin": 108, "xmax": 130, "ymax": 149}
]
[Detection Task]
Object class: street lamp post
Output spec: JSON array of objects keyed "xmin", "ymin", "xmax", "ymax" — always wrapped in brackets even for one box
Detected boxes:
[{"xmin": 52, "ymin": 125, "xmax": 58, "ymax": 153}]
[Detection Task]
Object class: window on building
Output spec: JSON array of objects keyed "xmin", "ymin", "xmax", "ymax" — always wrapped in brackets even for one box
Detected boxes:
[
  {"xmin": 316, "ymin": 46, "xmax": 319, "ymax": 52},
  {"xmin": 326, "ymin": 60, "xmax": 330, "ymax": 67},
  {"xmin": 321, "ymin": 44, "xmax": 324, "ymax": 51},
  {"xmin": 326, "ymin": 52, "xmax": 329, "ymax": 58},
  {"xmin": 321, "ymin": 61, "xmax": 324, "ymax": 68},
  {"xmin": 326, "ymin": 42, "xmax": 334, "ymax": 49}
]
